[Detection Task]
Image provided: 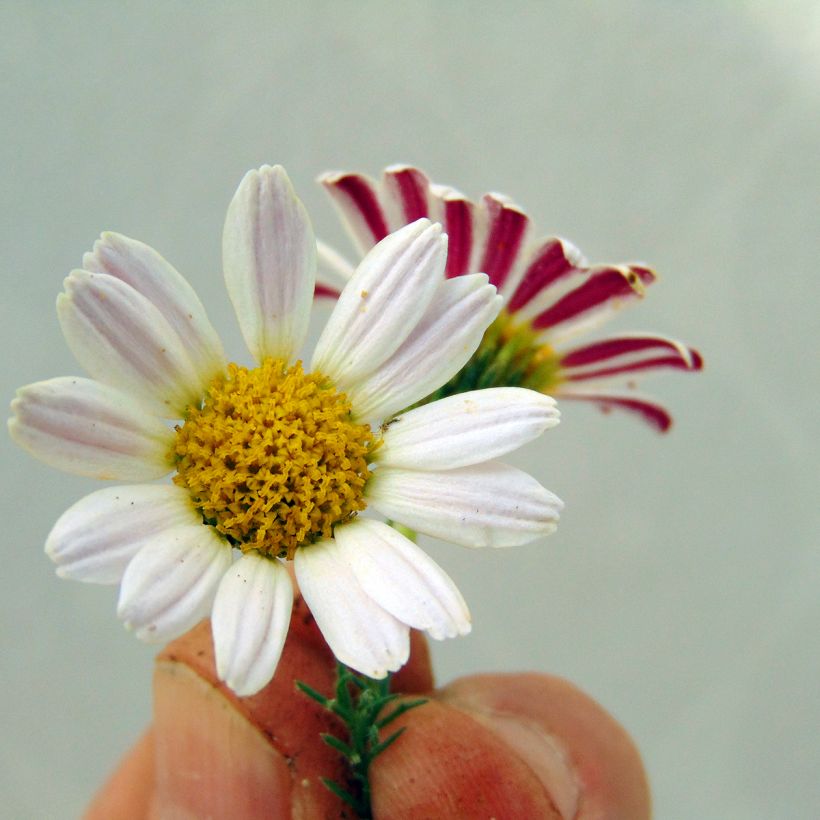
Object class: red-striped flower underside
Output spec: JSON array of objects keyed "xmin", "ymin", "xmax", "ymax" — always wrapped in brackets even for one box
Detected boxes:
[{"xmin": 317, "ymin": 165, "xmax": 702, "ymax": 432}]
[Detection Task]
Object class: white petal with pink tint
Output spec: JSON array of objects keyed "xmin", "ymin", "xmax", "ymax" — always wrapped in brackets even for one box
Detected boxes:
[
  {"xmin": 223, "ymin": 165, "xmax": 317, "ymax": 363},
  {"xmin": 346, "ymin": 274, "xmax": 502, "ymax": 422},
  {"xmin": 212, "ymin": 551, "xmax": 293, "ymax": 696},
  {"xmin": 367, "ymin": 462, "xmax": 564, "ymax": 548},
  {"xmin": 317, "ymin": 239, "xmax": 356, "ymax": 284},
  {"xmin": 45, "ymin": 485, "xmax": 198, "ymax": 584},
  {"xmin": 312, "ymin": 219, "xmax": 447, "ymax": 388},
  {"xmin": 295, "ymin": 538, "xmax": 409, "ymax": 678},
  {"xmin": 8, "ymin": 377, "xmax": 174, "ymax": 480},
  {"xmin": 378, "ymin": 387, "xmax": 559, "ymax": 470},
  {"xmin": 335, "ymin": 519, "xmax": 471, "ymax": 641},
  {"xmin": 83, "ymin": 231, "xmax": 226, "ymax": 386},
  {"xmin": 117, "ymin": 523, "xmax": 231, "ymax": 644},
  {"xmin": 57, "ymin": 271, "xmax": 203, "ymax": 417}
]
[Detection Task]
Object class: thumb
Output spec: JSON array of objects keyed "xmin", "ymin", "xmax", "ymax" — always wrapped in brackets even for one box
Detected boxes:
[
  {"xmin": 85, "ymin": 601, "xmax": 433, "ymax": 819},
  {"xmin": 370, "ymin": 673, "xmax": 650, "ymax": 819}
]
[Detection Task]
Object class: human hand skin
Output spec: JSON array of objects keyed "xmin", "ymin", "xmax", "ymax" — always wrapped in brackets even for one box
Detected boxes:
[{"xmin": 86, "ymin": 595, "xmax": 650, "ymax": 819}]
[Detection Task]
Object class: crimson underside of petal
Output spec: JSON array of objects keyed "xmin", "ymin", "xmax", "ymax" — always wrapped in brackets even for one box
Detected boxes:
[
  {"xmin": 314, "ymin": 283, "xmax": 341, "ymax": 299},
  {"xmin": 319, "ymin": 171, "xmax": 389, "ymax": 254},
  {"xmin": 560, "ymin": 335, "xmax": 704, "ymax": 382},
  {"xmin": 532, "ymin": 264, "xmax": 656, "ymax": 341},
  {"xmin": 425, "ymin": 183, "xmax": 481, "ymax": 279},
  {"xmin": 478, "ymin": 193, "xmax": 530, "ymax": 290},
  {"xmin": 382, "ymin": 165, "xmax": 431, "ymax": 227},
  {"xmin": 506, "ymin": 237, "xmax": 589, "ymax": 314},
  {"xmin": 556, "ymin": 388, "xmax": 674, "ymax": 433}
]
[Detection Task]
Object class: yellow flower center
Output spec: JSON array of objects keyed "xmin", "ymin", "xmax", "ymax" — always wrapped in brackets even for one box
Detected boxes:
[{"xmin": 173, "ymin": 359, "xmax": 374, "ymax": 560}]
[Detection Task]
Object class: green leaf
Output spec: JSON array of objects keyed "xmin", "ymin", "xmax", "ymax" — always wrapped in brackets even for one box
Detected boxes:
[
  {"xmin": 320, "ymin": 777, "xmax": 362, "ymax": 813},
  {"xmin": 295, "ymin": 681, "xmax": 328, "ymax": 706},
  {"xmin": 320, "ymin": 733, "xmax": 353, "ymax": 758},
  {"xmin": 370, "ymin": 727, "xmax": 406, "ymax": 758},
  {"xmin": 377, "ymin": 698, "xmax": 427, "ymax": 728}
]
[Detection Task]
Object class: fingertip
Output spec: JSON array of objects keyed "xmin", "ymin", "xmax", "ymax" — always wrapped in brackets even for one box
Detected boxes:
[
  {"xmin": 370, "ymin": 697, "xmax": 563, "ymax": 818},
  {"xmin": 84, "ymin": 730, "xmax": 154, "ymax": 820},
  {"xmin": 440, "ymin": 673, "xmax": 651, "ymax": 820}
]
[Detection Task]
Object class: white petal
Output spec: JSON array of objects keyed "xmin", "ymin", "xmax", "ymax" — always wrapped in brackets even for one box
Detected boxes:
[
  {"xmin": 294, "ymin": 539, "xmax": 409, "ymax": 678},
  {"xmin": 223, "ymin": 165, "xmax": 316, "ymax": 363},
  {"xmin": 377, "ymin": 388, "xmax": 560, "ymax": 470},
  {"xmin": 83, "ymin": 231, "xmax": 226, "ymax": 387},
  {"xmin": 117, "ymin": 523, "xmax": 231, "ymax": 643},
  {"xmin": 311, "ymin": 219, "xmax": 446, "ymax": 389},
  {"xmin": 316, "ymin": 239, "xmax": 355, "ymax": 284},
  {"xmin": 46, "ymin": 485, "xmax": 198, "ymax": 584},
  {"xmin": 347, "ymin": 274, "xmax": 502, "ymax": 421},
  {"xmin": 212, "ymin": 552, "xmax": 293, "ymax": 696},
  {"xmin": 58, "ymin": 270, "xmax": 204, "ymax": 417},
  {"xmin": 211, "ymin": 552, "xmax": 293, "ymax": 696},
  {"xmin": 335, "ymin": 519, "xmax": 471, "ymax": 641},
  {"xmin": 367, "ymin": 462, "xmax": 564, "ymax": 548},
  {"xmin": 8, "ymin": 377, "xmax": 174, "ymax": 480}
]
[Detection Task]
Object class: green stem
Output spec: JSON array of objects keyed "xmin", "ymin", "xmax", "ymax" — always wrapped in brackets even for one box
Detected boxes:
[{"xmin": 297, "ymin": 662, "xmax": 426, "ymax": 818}]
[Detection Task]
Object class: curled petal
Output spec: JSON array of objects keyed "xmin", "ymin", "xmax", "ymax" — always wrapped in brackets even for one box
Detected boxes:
[
  {"xmin": 506, "ymin": 237, "xmax": 590, "ymax": 316},
  {"xmin": 295, "ymin": 538, "xmax": 409, "ymax": 678},
  {"xmin": 428, "ymin": 183, "xmax": 483, "ymax": 279},
  {"xmin": 532, "ymin": 264, "xmax": 657, "ymax": 344},
  {"xmin": 367, "ymin": 462, "xmax": 563, "ymax": 548},
  {"xmin": 83, "ymin": 231, "xmax": 225, "ymax": 386},
  {"xmin": 312, "ymin": 219, "xmax": 447, "ymax": 388},
  {"xmin": 211, "ymin": 552, "xmax": 293, "ymax": 696},
  {"xmin": 336, "ymin": 519, "xmax": 471, "ymax": 640},
  {"xmin": 46, "ymin": 485, "xmax": 198, "ymax": 584},
  {"xmin": 378, "ymin": 388, "xmax": 559, "ymax": 470},
  {"xmin": 8, "ymin": 377, "xmax": 174, "ymax": 480},
  {"xmin": 223, "ymin": 165, "xmax": 317, "ymax": 363},
  {"xmin": 117, "ymin": 523, "xmax": 231, "ymax": 644},
  {"xmin": 477, "ymin": 193, "xmax": 531, "ymax": 292},
  {"xmin": 555, "ymin": 388, "xmax": 675, "ymax": 433},
  {"xmin": 57, "ymin": 271, "xmax": 203, "ymax": 417},
  {"xmin": 319, "ymin": 170, "xmax": 389, "ymax": 254},
  {"xmin": 381, "ymin": 164, "xmax": 432, "ymax": 228},
  {"xmin": 347, "ymin": 274, "xmax": 502, "ymax": 422},
  {"xmin": 559, "ymin": 334, "xmax": 703, "ymax": 382}
]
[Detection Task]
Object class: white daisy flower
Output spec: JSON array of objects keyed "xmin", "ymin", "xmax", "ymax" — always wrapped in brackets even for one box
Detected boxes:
[{"xmin": 8, "ymin": 165, "xmax": 563, "ymax": 696}]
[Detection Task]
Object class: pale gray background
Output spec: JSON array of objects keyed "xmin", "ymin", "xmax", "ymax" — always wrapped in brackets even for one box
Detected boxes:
[{"xmin": 1, "ymin": 2, "xmax": 818, "ymax": 818}]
